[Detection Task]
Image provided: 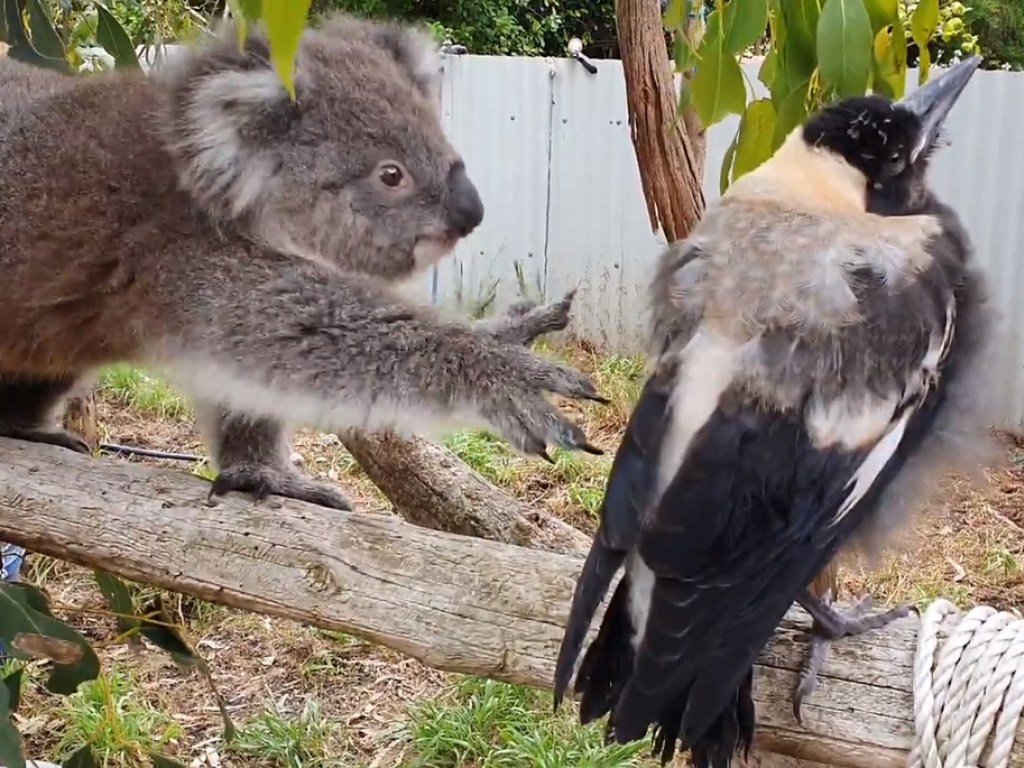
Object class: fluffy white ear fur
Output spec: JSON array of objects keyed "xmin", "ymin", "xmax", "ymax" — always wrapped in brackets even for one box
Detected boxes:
[
  {"xmin": 398, "ymin": 26, "xmax": 444, "ymax": 108},
  {"xmin": 173, "ymin": 66, "xmax": 287, "ymax": 218}
]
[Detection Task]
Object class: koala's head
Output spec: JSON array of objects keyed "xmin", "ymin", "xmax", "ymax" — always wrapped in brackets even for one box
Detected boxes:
[{"xmin": 157, "ymin": 13, "xmax": 484, "ymax": 281}]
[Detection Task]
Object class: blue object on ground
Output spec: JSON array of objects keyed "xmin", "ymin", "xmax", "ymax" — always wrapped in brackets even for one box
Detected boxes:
[
  {"xmin": 1, "ymin": 541, "xmax": 25, "ymax": 582},
  {"xmin": 1, "ymin": 541, "xmax": 26, "ymax": 660}
]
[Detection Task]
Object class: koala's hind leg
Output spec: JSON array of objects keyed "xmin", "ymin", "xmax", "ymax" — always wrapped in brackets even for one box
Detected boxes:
[
  {"xmin": 0, "ymin": 372, "xmax": 90, "ymax": 454},
  {"xmin": 196, "ymin": 402, "xmax": 352, "ymax": 511}
]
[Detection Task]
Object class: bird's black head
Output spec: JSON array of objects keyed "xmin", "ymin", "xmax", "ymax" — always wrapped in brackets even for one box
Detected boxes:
[{"xmin": 801, "ymin": 56, "xmax": 981, "ymax": 213}]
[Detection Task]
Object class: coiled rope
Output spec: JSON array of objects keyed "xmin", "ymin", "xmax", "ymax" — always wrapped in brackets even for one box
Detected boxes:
[{"xmin": 908, "ymin": 598, "xmax": 1024, "ymax": 768}]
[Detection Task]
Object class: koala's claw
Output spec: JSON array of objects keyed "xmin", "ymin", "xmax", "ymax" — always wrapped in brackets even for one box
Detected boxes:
[
  {"xmin": 209, "ymin": 463, "xmax": 353, "ymax": 511},
  {"xmin": 579, "ymin": 442, "xmax": 605, "ymax": 456},
  {"xmin": 538, "ymin": 448, "xmax": 556, "ymax": 464}
]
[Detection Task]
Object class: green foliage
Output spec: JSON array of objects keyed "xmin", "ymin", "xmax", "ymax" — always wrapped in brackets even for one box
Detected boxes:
[
  {"xmin": 404, "ymin": 677, "xmax": 648, "ymax": 767},
  {"xmin": 0, "ymin": 572, "xmax": 231, "ymax": 768},
  {"xmin": 311, "ymin": 0, "xmax": 620, "ymax": 58},
  {"xmin": 0, "ymin": 0, "xmax": 142, "ymax": 72},
  {"xmin": 54, "ymin": 663, "xmax": 183, "ymax": 767},
  {"xmin": 665, "ymin": 0, "xmax": 950, "ymax": 191},
  {"xmin": 965, "ymin": 0, "xmax": 1024, "ymax": 69}
]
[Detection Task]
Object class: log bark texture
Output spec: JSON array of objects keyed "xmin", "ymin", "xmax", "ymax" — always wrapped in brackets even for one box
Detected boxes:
[
  {"xmin": 339, "ymin": 431, "xmax": 589, "ymax": 557},
  {"xmin": 1, "ymin": 439, "xmax": 1022, "ymax": 768}
]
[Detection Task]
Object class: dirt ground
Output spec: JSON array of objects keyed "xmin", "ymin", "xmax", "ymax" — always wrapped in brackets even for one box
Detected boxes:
[{"xmin": 6, "ymin": 344, "xmax": 1024, "ymax": 767}]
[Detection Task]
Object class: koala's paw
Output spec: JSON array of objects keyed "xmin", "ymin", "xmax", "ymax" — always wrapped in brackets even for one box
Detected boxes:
[
  {"xmin": 484, "ymin": 348, "xmax": 609, "ymax": 459},
  {"xmin": 496, "ymin": 289, "xmax": 578, "ymax": 346},
  {"xmin": 208, "ymin": 463, "xmax": 352, "ymax": 511}
]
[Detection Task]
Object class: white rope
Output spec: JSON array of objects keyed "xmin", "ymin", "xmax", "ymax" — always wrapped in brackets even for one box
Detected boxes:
[{"xmin": 908, "ymin": 598, "xmax": 1024, "ymax": 768}]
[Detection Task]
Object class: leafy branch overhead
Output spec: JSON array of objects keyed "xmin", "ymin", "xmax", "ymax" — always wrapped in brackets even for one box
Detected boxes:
[
  {"xmin": 662, "ymin": 0, "xmax": 949, "ymax": 192},
  {"xmin": 0, "ymin": 0, "xmax": 140, "ymax": 71}
]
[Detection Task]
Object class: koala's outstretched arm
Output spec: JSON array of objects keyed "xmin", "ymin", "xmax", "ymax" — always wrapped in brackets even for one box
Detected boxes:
[
  {"xmin": 153, "ymin": 252, "xmax": 606, "ymax": 458},
  {"xmin": 198, "ymin": 287, "xmax": 585, "ymax": 512}
]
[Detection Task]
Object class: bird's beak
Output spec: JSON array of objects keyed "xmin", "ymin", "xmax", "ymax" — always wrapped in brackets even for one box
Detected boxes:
[{"xmin": 897, "ymin": 55, "xmax": 982, "ymax": 163}]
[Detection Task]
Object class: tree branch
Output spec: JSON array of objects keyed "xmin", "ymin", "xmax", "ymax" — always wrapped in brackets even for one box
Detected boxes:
[
  {"xmin": 2, "ymin": 439, "xmax": 1021, "ymax": 768},
  {"xmin": 338, "ymin": 431, "xmax": 589, "ymax": 556}
]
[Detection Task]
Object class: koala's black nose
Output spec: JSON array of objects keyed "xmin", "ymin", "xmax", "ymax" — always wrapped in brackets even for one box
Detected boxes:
[{"xmin": 447, "ymin": 165, "xmax": 485, "ymax": 237}]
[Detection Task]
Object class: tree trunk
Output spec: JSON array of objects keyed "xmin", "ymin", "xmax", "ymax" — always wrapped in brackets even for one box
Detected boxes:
[{"xmin": 614, "ymin": 0, "xmax": 707, "ymax": 243}]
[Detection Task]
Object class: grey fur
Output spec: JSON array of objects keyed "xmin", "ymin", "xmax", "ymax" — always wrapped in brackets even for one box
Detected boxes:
[{"xmin": 0, "ymin": 14, "xmax": 604, "ymax": 508}]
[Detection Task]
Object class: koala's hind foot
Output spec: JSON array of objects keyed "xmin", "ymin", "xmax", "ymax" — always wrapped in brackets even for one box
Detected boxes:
[
  {"xmin": 198, "ymin": 404, "xmax": 352, "ymax": 511},
  {"xmin": 0, "ymin": 373, "xmax": 91, "ymax": 454},
  {"xmin": 208, "ymin": 462, "xmax": 352, "ymax": 510},
  {"xmin": 0, "ymin": 425, "xmax": 91, "ymax": 454}
]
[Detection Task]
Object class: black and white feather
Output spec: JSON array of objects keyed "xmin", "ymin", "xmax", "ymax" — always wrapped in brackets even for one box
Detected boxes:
[{"xmin": 553, "ymin": 77, "xmax": 997, "ymax": 768}]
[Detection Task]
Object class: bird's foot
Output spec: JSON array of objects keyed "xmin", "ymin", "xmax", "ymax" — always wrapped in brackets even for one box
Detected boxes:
[
  {"xmin": 0, "ymin": 424, "xmax": 90, "ymax": 454},
  {"xmin": 208, "ymin": 462, "xmax": 352, "ymax": 511},
  {"xmin": 792, "ymin": 589, "xmax": 916, "ymax": 723}
]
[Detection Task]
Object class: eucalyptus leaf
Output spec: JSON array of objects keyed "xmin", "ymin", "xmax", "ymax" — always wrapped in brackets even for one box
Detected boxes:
[
  {"xmin": 816, "ymin": 0, "xmax": 874, "ymax": 97},
  {"xmin": 2, "ymin": 666, "xmax": 23, "ymax": 714},
  {"xmin": 236, "ymin": 0, "xmax": 262, "ymax": 20},
  {"xmin": 95, "ymin": 3, "xmax": 139, "ymax": 68},
  {"xmin": 732, "ymin": 98, "xmax": 777, "ymax": 180},
  {"xmin": 0, "ymin": 678, "xmax": 25, "ymax": 768},
  {"xmin": 24, "ymin": 0, "xmax": 64, "ymax": 61},
  {"xmin": 758, "ymin": 46, "xmax": 777, "ymax": 88},
  {"xmin": 149, "ymin": 753, "xmax": 188, "ymax": 768},
  {"xmin": 263, "ymin": 0, "xmax": 313, "ymax": 100},
  {"xmin": 910, "ymin": 0, "xmax": 939, "ymax": 82},
  {"xmin": 92, "ymin": 570, "xmax": 140, "ymax": 638},
  {"xmin": 863, "ymin": 0, "xmax": 898, "ymax": 32},
  {"xmin": 136, "ymin": 599, "xmax": 202, "ymax": 670},
  {"xmin": 723, "ymin": 0, "xmax": 769, "ymax": 55},
  {"xmin": 0, "ymin": 583, "xmax": 100, "ymax": 695},
  {"xmin": 663, "ymin": 0, "xmax": 688, "ymax": 30},
  {"xmin": 690, "ymin": 13, "xmax": 748, "ymax": 129},
  {"xmin": 772, "ymin": 77, "xmax": 811, "ymax": 147},
  {"xmin": 719, "ymin": 132, "xmax": 737, "ymax": 194},
  {"xmin": 62, "ymin": 744, "xmax": 97, "ymax": 768}
]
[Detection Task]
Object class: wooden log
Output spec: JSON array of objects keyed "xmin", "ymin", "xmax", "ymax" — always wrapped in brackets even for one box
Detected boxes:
[
  {"xmin": 0, "ymin": 437, "xmax": 1021, "ymax": 768},
  {"xmin": 338, "ymin": 430, "xmax": 590, "ymax": 557}
]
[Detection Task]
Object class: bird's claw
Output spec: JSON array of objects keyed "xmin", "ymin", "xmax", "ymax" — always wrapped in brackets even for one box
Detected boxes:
[{"xmin": 792, "ymin": 590, "xmax": 916, "ymax": 724}]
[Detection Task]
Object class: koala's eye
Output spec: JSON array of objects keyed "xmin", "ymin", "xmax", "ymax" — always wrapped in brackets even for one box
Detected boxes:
[
  {"xmin": 378, "ymin": 163, "xmax": 405, "ymax": 188},
  {"xmin": 886, "ymin": 152, "xmax": 905, "ymax": 174}
]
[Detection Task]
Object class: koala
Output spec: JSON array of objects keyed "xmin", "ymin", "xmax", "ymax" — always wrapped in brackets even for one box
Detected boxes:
[{"xmin": 0, "ymin": 13, "xmax": 607, "ymax": 511}]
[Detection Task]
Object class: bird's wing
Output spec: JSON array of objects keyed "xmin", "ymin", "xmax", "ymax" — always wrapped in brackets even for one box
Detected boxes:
[
  {"xmin": 553, "ymin": 239, "xmax": 709, "ymax": 706},
  {"xmin": 612, "ymin": 248, "xmax": 962, "ymax": 747},
  {"xmin": 552, "ymin": 371, "xmax": 674, "ymax": 705}
]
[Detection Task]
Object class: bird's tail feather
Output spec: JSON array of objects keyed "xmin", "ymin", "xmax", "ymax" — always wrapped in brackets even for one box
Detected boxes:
[
  {"xmin": 572, "ymin": 573, "xmax": 635, "ymax": 724},
  {"xmin": 552, "ymin": 535, "xmax": 624, "ymax": 709},
  {"xmin": 684, "ymin": 668, "xmax": 755, "ymax": 768}
]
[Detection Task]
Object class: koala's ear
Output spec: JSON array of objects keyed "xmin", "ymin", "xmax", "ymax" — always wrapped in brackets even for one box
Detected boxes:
[
  {"xmin": 161, "ymin": 30, "xmax": 303, "ymax": 217},
  {"xmin": 369, "ymin": 23, "xmax": 443, "ymax": 106}
]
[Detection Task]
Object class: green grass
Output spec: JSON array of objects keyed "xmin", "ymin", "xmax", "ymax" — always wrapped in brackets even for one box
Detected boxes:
[
  {"xmin": 229, "ymin": 698, "xmax": 342, "ymax": 768},
  {"xmin": 592, "ymin": 353, "xmax": 645, "ymax": 411},
  {"xmin": 403, "ymin": 677, "xmax": 648, "ymax": 768},
  {"xmin": 98, "ymin": 364, "xmax": 190, "ymax": 420},
  {"xmin": 443, "ymin": 430, "xmax": 527, "ymax": 486},
  {"xmin": 985, "ymin": 546, "xmax": 1021, "ymax": 576},
  {"xmin": 55, "ymin": 664, "xmax": 184, "ymax": 767}
]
